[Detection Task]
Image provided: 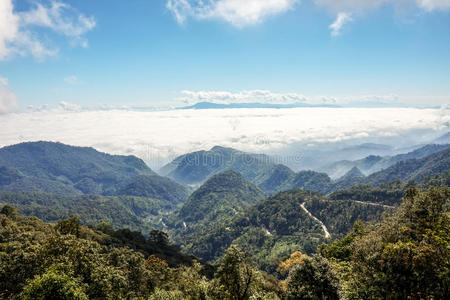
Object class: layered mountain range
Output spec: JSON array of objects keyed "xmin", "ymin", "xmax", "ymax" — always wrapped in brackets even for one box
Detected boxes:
[{"xmin": 0, "ymin": 139, "xmax": 449, "ymax": 273}]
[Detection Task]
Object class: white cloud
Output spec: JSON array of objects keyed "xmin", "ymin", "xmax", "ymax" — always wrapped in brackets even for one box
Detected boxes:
[
  {"xmin": 64, "ymin": 75, "xmax": 82, "ymax": 85},
  {"xmin": 0, "ymin": 0, "xmax": 95, "ymax": 60},
  {"xmin": 166, "ymin": 0, "xmax": 450, "ymax": 34},
  {"xmin": 179, "ymin": 90, "xmax": 307, "ymax": 104},
  {"xmin": 0, "ymin": 108, "xmax": 448, "ymax": 168},
  {"xmin": 166, "ymin": 0, "xmax": 299, "ymax": 27},
  {"xmin": 316, "ymin": 0, "xmax": 450, "ymax": 35},
  {"xmin": 318, "ymin": 94, "xmax": 401, "ymax": 105},
  {"xmin": 417, "ymin": 0, "xmax": 450, "ymax": 11},
  {"xmin": 315, "ymin": 0, "xmax": 450, "ymax": 13},
  {"xmin": 0, "ymin": 76, "xmax": 18, "ymax": 114},
  {"xmin": 178, "ymin": 90, "xmax": 407, "ymax": 106},
  {"xmin": 329, "ymin": 12, "xmax": 352, "ymax": 36},
  {"xmin": 0, "ymin": 0, "xmax": 20, "ymax": 60},
  {"xmin": 314, "ymin": 0, "xmax": 390, "ymax": 14},
  {"xmin": 58, "ymin": 101, "xmax": 81, "ymax": 112}
]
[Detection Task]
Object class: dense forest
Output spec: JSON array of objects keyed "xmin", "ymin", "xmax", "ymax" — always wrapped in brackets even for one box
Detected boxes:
[
  {"xmin": 0, "ymin": 141, "xmax": 449, "ymax": 299},
  {"xmin": 0, "ymin": 142, "xmax": 189, "ymax": 203},
  {"xmin": 1, "ymin": 185, "xmax": 448, "ymax": 299}
]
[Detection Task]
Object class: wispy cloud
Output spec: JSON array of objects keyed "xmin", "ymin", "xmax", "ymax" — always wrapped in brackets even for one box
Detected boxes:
[
  {"xmin": 0, "ymin": 0, "xmax": 95, "ymax": 61},
  {"xmin": 166, "ymin": 0, "xmax": 299, "ymax": 27},
  {"xmin": 329, "ymin": 12, "xmax": 352, "ymax": 36},
  {"xmin": 166, "ymin": 0, "xmax": 450, "ymax": 35},
  {"xmin": 316, "ymin": 0, "xmax": 450, "ymax": 36},
  {"xmin": 0, "ymin": 76, "xmax": 18, "ymax": 114},
  {"xmin": 64, "ymin": 75, "xmax": 82, "ymax": 85},
  {"xmin": 179, "ymin": 90, "xmax": 307, "ymax": 104},
  {"xmin": 177, "ymin": 90, "xmax": 406, "ymax": 106},
  {"xmin": 416, "ymin": 0, "xmax": 450, "ymax": 11}
]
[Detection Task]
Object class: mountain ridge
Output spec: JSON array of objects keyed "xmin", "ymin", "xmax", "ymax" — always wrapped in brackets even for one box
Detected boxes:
[{"xmin": 0, "ymin": 141, "xmax": 189, "ymax": 203}]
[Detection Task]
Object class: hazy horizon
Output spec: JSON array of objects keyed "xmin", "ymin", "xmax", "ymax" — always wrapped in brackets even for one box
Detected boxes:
[{"xmin": 1, "ymin": 106, "xmax": 448, "ymax": 169}]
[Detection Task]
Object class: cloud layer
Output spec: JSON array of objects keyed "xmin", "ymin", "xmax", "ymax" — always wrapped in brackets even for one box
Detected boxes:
[
  {"xmin": 0, "ymin": 107, "xmax": 448, "ymax": 168},
  {"xmin": 0, "ymin": 0, "xmax": 95, "ymax": 60}
]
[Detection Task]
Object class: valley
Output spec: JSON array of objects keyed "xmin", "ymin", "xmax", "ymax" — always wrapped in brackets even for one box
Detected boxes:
[{"xmin": 0, "ymin": 138, "xmax": 448, "ymax": 298}]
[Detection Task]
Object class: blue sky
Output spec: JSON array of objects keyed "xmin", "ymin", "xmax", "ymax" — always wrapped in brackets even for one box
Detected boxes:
[{"xmin": 1, "ymin": 0, "xmax": 450, "ymax": 111}]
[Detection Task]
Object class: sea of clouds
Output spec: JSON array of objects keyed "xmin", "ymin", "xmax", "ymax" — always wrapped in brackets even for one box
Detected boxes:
[{"xmin": 1, "ymin": 107, "xmax": 449, "ymax": 169}]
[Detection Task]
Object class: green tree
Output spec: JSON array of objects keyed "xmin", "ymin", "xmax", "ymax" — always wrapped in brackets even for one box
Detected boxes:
[
  {"xmin": 285, "ymin": 255, "xmax": 339, "ymax": 300},
  {"xmin": 343, "ymin": 187, "xmax": 450, "ymax": 299},
  {"xmin": 56, "ymin": 215, "xmax": 81, "ymax": 237},
  {"xmin": 212, "ymin": 245, "xmax": 257, "ymax": 300},
  {"xmin": 0, "ymin": 204, "xmax": 18, "ymax": 219},
  {"xmin": 149, "ymin": 230, "xmax": 169, "ymax": 246},
  {"xmin": 20, "ymin": 267, "xmax": 88, "ymax": 300}
]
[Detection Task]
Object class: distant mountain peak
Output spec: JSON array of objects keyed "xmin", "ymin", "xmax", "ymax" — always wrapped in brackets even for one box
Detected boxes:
[
  {"xmin": 341, "ymin": 167, "xmax": 365, "ymax": 180},
  {"xmin": 433, "ymin": 132, "xmax": 450, "ymax": 144},
  {"xmin": 178, "ymin": 101, "xmax": 340, "ymax": 110},
  {"xmin": 210, "ymin": 145, "xmax": 237, "ymax": 152},
  {"xmin": 200, "ymin": 170, "xmax": 249, "ymax": 189}
]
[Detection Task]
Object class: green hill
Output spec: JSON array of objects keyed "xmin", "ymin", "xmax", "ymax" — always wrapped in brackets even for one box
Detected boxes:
[
  {"xmin": 161, "ymin": 146, "xmax": 336, "ymax": 195},
  {"xmin": 364, "ymin": 147, "xmax": 450, "ymax": 186},
  {"xmin": 320, "ymin": 143, "xmax": 450, "ymax": 179},
  {"xmin": 177, "ymin": 170, "xmax": 265, "ymax": 226},
  {"xmin": 0, "ymin": 191, "xmax": 175, "ymax": 232},
  {"xmin": 163, "ymin": 146, "xmax": 276, "ymax": 185},
  {"xmin": 0, "ymin": 142, "xmax": 189, "ymax": 203},
  {"xmin": 172, "ymin": 184, "xmax": 399, "ymax": 273}
]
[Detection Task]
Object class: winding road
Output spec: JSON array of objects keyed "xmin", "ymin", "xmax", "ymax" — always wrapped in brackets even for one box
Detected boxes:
[
  {"xmin": 300, "ymin": 202, "xmax": 331, "ymax": 239},
  {"xmin": 353, "ymin": 200, "xmax": 395, "ymax": 209}
]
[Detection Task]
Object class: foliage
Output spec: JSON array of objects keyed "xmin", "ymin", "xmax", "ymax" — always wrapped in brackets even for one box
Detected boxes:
[
  {"xmin": 173, "ymin": 189, "xmax": 327, "ymax": 274},
  {"xmin": 178, "ymin": 170, "xmax": 265, "ymax": 224},
  {"xmin": 329, "ymin": 181, "xmax": 405, "ymax": 206},
  {"xmin": 56, "ymin": 215, "xmax": 81, "ymax": 237},
  {"xmin": 321, "ymin": 186, "xmax": 450, "ymax": 299},
  {"xmin": 420, "ymin": 170, "xmax": 450, "ymax": 188},
  {"xmin": 0, "ymin": 190, "xmax": 179, "ymax": 233},
  {"xmin": 114, "ymin": 175, "xmax": 189, "ymax": 204},
  {"xmin": 305, "ymin": 198, "xmax": 390, "ymax": 237},
  {"xmin": 285, "ymin": 255, "xmax": 340, "ymax": 300},
  {"xmin": 0, "ymin": 209, "xmax": 282, "ymax": 299},
  {"xmin": 209, "ymin": 246, "xmax": 279, "ymax": 300},
  {"xmin": 277, "ymin": 251, "xmax": 308, "ymax": 275},
  {"xmin": 20, "ymin": 267, "xmax": 89, "ymax": 300}
]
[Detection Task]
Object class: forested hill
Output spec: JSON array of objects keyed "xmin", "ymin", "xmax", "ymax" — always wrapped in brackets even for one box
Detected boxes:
[
  {"xmin": 178, "ymin": 170, "xmax": 265, "ymax": 225},
  {"xmin": 159, "ymin": 145, "xmax": 334, "ymax": 194},
  {"xmin": 364, "ymin": 147, "xmax": 450, "ymax": 186},
  {"xmin": 161, "ymin": 146, "xmax": 277, "ymax": 185},
  {"xmin": 162, "ymin": 145, "xmax": 450, "ymax": 196},
  {"xmin": 1, "ymin": 186, "xmax": 448, "ymax": 299},
  {"xmin": 320, "ymin": 143, "xmax": 450, "ymax": 179},
  {"xmin": 170, "ymin": 187, "xmax": 392, "ymax": 274},
  {"xmin": 0, "ymin": 141, "xmax": 189, "ymax": 203}
]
